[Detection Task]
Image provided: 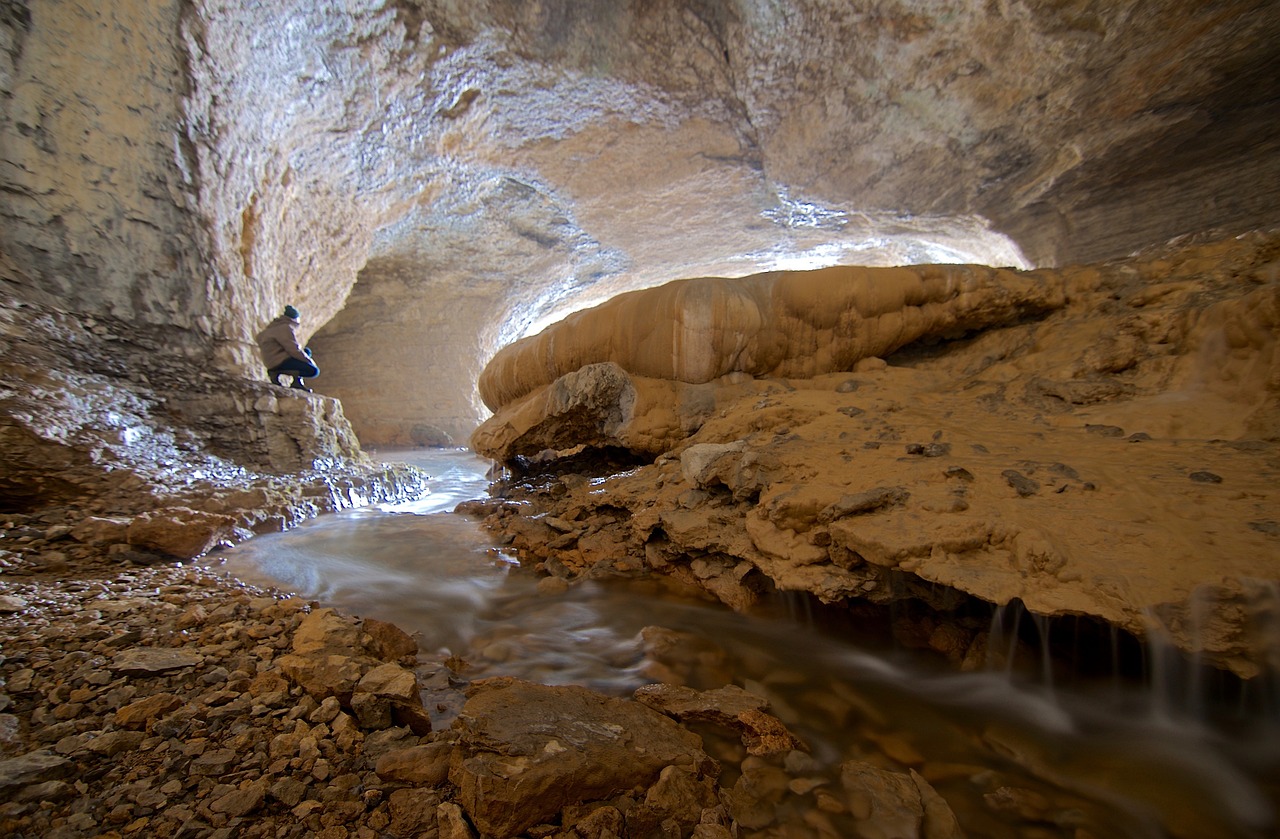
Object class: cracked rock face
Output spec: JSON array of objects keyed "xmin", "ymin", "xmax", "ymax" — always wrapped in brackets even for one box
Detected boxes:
[{"xmin": 3, "ymin": 0, "xmax": 1278, "ymax": 442}]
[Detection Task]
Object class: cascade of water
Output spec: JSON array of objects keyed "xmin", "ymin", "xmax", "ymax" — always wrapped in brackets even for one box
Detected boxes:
[
  {"xmin": 1109, "ymin": 622, "xmax": 1122, "ymax": 699},
  {"xmin": 1032, "ymin": 612, "xmax": 1056, "ymax": 696},
  {"xmin": 985, "ymin": 599, "xmax": 1007, "ymax": 672},
  {"xmin": 1241, "ymin": 579, "xmax": 1280, "ymax": 723},
  {"xmin": 1139, "ymin": 580, "xmax": 1280, "ymax": 728},
  {"xmin": 1140, "ymin": 609, "xmax": 1181, "ymax": 723},
  {"xmin": 782, "ymin": 588, "xmax": 814, "ymax": 627},
  {"xmin": 983, "ymin": 598, "xmax": 1035, "ymax": 678}
]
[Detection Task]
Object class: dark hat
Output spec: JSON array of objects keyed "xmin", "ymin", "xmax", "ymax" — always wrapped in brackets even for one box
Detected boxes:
[{"xmin": 283, "ymin": 305, "xmax": 299, "ymax": 319}]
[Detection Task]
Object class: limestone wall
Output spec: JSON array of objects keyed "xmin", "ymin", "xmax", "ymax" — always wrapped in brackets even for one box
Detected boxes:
[
  {"xmin": 1, "ymin": 0, "xmax": 206, "ymax": 331},
  {"xmin": 2, "ymin": 0, "xmax": 1277, "ymax": 446}
]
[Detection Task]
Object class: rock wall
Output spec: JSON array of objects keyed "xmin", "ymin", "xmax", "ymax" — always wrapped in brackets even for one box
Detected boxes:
[
  {"xmin": 1, "ymin": 0, "xmax": 208, "ymax": 334},
  {"xmin": 0, "ymin": 293, "xmax": 428, "ymax": 556},
  {"xmin": 4, "ymin": 0, "xmax": 1278, "ymax": 444},
  {"xmin": 467, "ymin": 231, "xmax": 1280, "ymax": 679}
]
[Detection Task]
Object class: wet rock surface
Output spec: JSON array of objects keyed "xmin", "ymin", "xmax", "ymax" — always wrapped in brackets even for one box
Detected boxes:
[
  {"xmin": 4, "ymin": 549, "xmax": 967, "ymax": 839},
  {"xmin": 468, "ymin": 231, "xmax": 1280, "ymax": 679}
]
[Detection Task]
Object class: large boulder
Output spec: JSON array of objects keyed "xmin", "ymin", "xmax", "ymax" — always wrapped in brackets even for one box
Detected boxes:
[
  {"xmin": 126, "ymin": 507, "xmax": 236, "ymax": 560},
  {"xmin": 448, "ymin": 677, "xmax": 717, "ymax": 837}
]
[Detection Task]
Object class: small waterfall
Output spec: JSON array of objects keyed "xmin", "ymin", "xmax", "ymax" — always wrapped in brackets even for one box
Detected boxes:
[
  {"xmin": 779, "ymin": 588, "xmax": 815, "ymax": 627},
  {"xmin": 985, "ymin": 598, "xmax": 1031, "ymax": 677},
  {"xmin": 1247, "ymin": 580, "xmax": 1280, "ymax": 721},
  {"xmin": 1139, "ymin": 579, "xmax": 1280, "ymax": 727},
  {"xmin": 1032, "ymin": 612, "xmax": 1056, "ymax": 697}
]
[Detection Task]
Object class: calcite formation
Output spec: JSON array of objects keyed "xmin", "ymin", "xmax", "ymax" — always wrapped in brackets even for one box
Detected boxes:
[{"xmin": 470, "ymin": 231, "xmax": 1280, "ymax": 678}]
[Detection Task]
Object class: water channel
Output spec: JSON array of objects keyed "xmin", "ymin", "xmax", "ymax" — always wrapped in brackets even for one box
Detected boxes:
[{"xmin": 206, "ymin": 449, "xmax": 1279, "ymax": 838}]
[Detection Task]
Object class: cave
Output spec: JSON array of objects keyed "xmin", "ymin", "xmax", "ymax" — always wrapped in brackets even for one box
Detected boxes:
[{"xmin": 1, "ymin": 1, "xmax": 1278, "ymax": 837}]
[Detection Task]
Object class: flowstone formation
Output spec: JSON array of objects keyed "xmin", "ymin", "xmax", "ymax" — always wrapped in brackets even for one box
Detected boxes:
[{"xmin": 470, "ymin": 230, "xmax": 1280, "ymax": 679}]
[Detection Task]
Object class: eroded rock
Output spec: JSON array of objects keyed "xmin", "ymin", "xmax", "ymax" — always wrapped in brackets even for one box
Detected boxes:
[{"xmin": 469, "ymin": 232, "xmax": 1280, "ymax": 678}]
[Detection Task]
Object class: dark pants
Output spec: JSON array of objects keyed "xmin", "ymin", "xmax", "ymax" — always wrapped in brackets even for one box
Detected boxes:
[{"xmin": 269, "ymin": 357, "xmax": 320, "ymax": 380}]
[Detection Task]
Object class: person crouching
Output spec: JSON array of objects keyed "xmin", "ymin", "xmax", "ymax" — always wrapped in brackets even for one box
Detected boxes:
[{"xmin": 256, "ymin": 304, "xmax": 319, "ymax": 392}]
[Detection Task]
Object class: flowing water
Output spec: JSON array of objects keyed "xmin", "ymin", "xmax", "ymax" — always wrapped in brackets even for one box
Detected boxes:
[{"xmin": 207, "ymin": 449, "xmax": 1279, "ymax": 839}]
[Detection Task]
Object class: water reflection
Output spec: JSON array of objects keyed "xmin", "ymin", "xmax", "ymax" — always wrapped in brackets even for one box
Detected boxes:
[{"xmin": 208, "ymin": 448, "xmax": 1278, "ymax": 838}]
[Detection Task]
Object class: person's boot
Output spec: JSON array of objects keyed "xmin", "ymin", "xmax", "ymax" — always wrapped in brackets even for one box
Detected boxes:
[
  {"xmin": 291, "ymin": 377, "xmax": 312, "ymax": 393},
  {"xmin": 267, "ymin": 368, "xmax": 286, "ymax": 386}
]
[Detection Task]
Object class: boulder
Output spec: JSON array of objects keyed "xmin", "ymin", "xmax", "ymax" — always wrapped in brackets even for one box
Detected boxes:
[
  {"xmin": 448, "ymin": 677, "xmax": 716, "ymax": 837},
  {"xmin": 126, "ymin": 507, "xmax": 236, "ymax": 560},
  {"xmin": 840, "ymin": 761, "xmax": 964, "ymax": 839},
  {"xmin": 0, "ymin": 750, "xmax": 74, "ymax": 792},
  {"xmin": 110, "ymin": 648, "xmax": 204, "ymax": 676},
  {"xmin": 634, "ymin": 683, "xmax": 805, "ymax": 756}
]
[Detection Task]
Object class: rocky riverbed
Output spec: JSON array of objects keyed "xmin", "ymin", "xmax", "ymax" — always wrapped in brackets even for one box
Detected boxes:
[{"xmin": 0, "ymin": 535, "xmax": 988, "ymax": 839}]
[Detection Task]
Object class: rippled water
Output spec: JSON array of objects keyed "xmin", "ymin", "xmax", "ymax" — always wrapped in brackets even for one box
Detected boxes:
[{"xmin": 207, "ymin": 449, "xmax": 1279, "ymax": 839}]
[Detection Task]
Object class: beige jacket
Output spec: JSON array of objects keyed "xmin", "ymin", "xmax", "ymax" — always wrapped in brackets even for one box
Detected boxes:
[{"xmin": 255, "ymin": 315, "xmax": 309, "ymax": 368}]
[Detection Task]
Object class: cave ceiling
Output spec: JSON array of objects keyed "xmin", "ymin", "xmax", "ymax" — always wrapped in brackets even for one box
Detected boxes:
[{"xmin": 3, "ymin": 0, "xmax": 1277, "ymax": 443}]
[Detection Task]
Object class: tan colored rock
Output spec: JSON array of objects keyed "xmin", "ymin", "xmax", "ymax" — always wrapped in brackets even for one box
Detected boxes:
[
  {"xmin": 375, "ymin": 742, "xmax": 453, "ymax": 787},
  {"xmin": 390, "ymin": 702, "xmax": 435, "ymax": 737},
  {"xmin": 841, "ymin": 762, "xmax": 965, "ymax": 839},
  {"xmin": 246, "ymin": 671, "xmax": 290, "ymax": 698},
  {"xmin": 473, "ymin": 233, "xmax": 1280, "ymax": 678},
  {"xmin": 70, "ymin": 516, "xmax": 130, "ymax": 547},
  {"xmin": 350, "ymin": 692, "xmax": 393, "ymax": 730},
  {"xmin": 275, "ymin": 653, "xmax": 369, "ymax": 703},
  {"xmin": 477, "ymin": 265, "xmax": 1068, "ymax": 412},
  {"xmin": 388, "ymin": 788, "xmax": 443, "ymax": 837},
  {"xmin": 126, "ymin": 508, "xmax": 235, "ymax": 560},
  {"xmin": 210, "ymin": 781, "xmax": 267, "ymax": 817},
  {"xmin": 0, "ymin": 751, "xmax": 74, "ymax": 792},
  {"xmin": 363, "ymin": 618, "xmax": 418, "ymax": 661},
  {"xmin": 114, "ymin": 694, "xmax": 183, "ymax": 730},
  {"xmin": 436, "ymin": 801, "xmax": 475, "ymax": 839},
  {"xmin": 110, "ymin": 649, "xmax": 203, "ymax": 676},
  {"xmin": 634, "ymin": 684, "xmax": 804, "ymax": 757},
  {"xmin": 84, "ymin": 731, "xmax": 144, "ymax": 757},
  {"xmin": 448, "ymin": 677, "xmax": 715, "ymax": 838},
  {"xmin": 289, "ymin": 608, "xmax": 367, "ymax": 656},
  {"xmin": 357, "ymin": 663, "xmax": 419, "ymax": 702}
]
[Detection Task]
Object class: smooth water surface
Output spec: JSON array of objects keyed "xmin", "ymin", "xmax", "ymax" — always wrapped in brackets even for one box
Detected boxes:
[{"xmin": 207, "ymin": 449, "xmax": 1279, "ymax": 838}]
